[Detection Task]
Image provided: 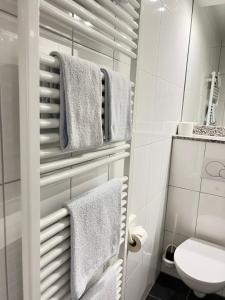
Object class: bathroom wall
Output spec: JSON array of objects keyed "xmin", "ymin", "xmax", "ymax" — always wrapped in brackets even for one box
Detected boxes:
[
  {"xmin": 162, "ymin": 137, "xmax": 225, "ymax": 297},
  {"xmin": 125, "ymin": 1, "xmax": 193, "ymax": 299},
  {"xmin": 182, "ymin": 0, "xmax": 221, "ymax": 124},
  {"xmin": 0, "ymin": 1, "xmax": 193, "ymax": 300}
]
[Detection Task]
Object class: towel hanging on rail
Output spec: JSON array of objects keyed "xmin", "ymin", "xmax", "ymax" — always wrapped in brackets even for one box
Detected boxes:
[
  {"xmin": 101, "ymin": 67, "xmax": 132, "ymax": 142},
  {"xmin": 80, "ymin": 260, "xmax": 122, "ymax": 300},
  {"xmin": 51, "ymin": 52, "xmax": 103, "ymax": 151},
  {"xmin": 65, "ymin": 178, "xmax": 122, "ymax": 300}
]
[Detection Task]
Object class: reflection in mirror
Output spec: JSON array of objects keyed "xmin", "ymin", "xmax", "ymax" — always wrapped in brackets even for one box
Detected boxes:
[{"xmin": 182, "ymin": 0, "xmax": 225, "ymax": 126}]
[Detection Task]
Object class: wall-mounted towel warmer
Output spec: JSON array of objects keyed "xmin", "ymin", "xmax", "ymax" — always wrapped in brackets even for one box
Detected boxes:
[
  {"xmin": 206, "ymin": 71, "xmax": 221, "ymax": 126},
  {"xmin": 40, "ymin": 177, "xmax": 128, "ymax": 299},
  {"xmin": 18, "ymin": 0, "xmax": 140, "ymax": 299}
]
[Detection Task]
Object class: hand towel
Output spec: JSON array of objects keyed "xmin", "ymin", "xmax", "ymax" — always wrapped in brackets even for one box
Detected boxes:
[
  {"xmin": 65, "ymin": 179, "xmax": 122, "ymax": 300},
  {"xmin": 80, "ymin": 262, "xmax": 120, "ymax": 300},
  {"xmin": 51, "ymin": 52, "xmax": 103, "ymax": 151},
  {"xmin": 101, "ymin": 67, "xmax": 132, "ymax": 142}
]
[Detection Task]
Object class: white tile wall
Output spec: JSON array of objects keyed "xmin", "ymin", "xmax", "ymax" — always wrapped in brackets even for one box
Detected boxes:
[
  {"xmin": 197, "ymin": 193, "xmax": 225, "ymax": 247},
  {"xmin": 126, "ymin": 0, "xmax": 193, "ymax": 299},
  {"xmin": 137, "ymin": 0, "xmax": 161, "ymax": 75},
  {"xmin": 0, "ymin": 13, "xmax": 19, "ymax": 183},
  {"xmin": 169, "ymin": 139, "xmax": 205, "ymax": 191},
  {"xmin": 165, "ymin": 186, "xmax": 199, "ymax": 236},
  {"xmin": 202, "ymin": 142, "xmax": 225, "ymax": 197},
  {"xmin": 157, "ymin": 0, "xmax": 192, "ymax": 88},
  {"xmin": 163, "ymin": 138, "xmax": 225, "ymax": 297},
  {"xmin": 0, "ymin": 248, "xmax": 7, "ymax": 300}
]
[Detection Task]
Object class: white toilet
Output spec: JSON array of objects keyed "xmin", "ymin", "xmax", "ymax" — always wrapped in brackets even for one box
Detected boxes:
[{"xmin": 174, "ymin": 238, "xmax": 225, "ymax": 298}]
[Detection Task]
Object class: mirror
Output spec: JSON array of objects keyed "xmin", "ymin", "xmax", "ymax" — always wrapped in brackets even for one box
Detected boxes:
[{"xmin": 182, "ymin": 0, "xmax": 225, "ymax": 126}]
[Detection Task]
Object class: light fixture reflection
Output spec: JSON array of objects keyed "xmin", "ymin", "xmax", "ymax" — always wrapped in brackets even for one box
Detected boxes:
[
  {"xmin": 158, "ymin": 6, "xmax": 166, "ymax": 12},
  {"xmin": 84, "ymin": 21, "xmax": 93, "ymax": 28}
]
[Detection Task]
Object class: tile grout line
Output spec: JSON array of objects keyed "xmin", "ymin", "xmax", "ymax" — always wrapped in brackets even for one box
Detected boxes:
[
  {"xmin": 0, "ymin": 87, "xmax": 9, "ymax": 300},
  {"xmin": 160, "ymin": 138, "xmax": 175, "ymax": 264},
  {"xmin": 169, "ymin": 183, "xmax": 225, "ymax": 200},
  {"xmin": 194, "ymin": 142, "xmax": 207, "ymax": 237}
]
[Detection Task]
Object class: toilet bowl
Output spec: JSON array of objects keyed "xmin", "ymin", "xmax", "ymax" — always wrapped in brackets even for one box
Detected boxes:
[{"xmin": 174, "ymin": 238, "xmax": 225, "ymax": 298}]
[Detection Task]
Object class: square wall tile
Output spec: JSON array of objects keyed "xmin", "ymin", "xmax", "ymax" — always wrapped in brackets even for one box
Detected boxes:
[
  {"xmin": 196, "ymin": 193, "xmax": 225, "ymax": 247},
  {"xmin": 113, "ymin": 60, "xmax": 130, "ymax": 79},
  {"xmin": 157, "ymin": 0, "xmax": 191, "ymax": 87},
  {"xmin": 41, "ymin": 179, "xmax": 71, "ymax": 218},
  {"xmin": 154, "ymin": 79, "xmax": 184, "ymax": 124},
  {"xmin": 74, "ymin": 43, "xmax": 113, "ymax": 69},
  {"xmin": 5, "ymin": 181, "xmax": 21, "ymax": 245},
  {"xmin": 138, "ymin": 0, "xmax": 162, "ymax": 75},
  {"xmin": 165, "ymin": 186, "xmax": 199, "ymax": 236},
  {"xmin": 134, "ymin": 70, "xmax": 184, "ymax": 147},
  {"xmin": 201, "ymin": 178, "xmax": 225, "ymax": 199},
  {"xmin": 0, "ymin": 1, "xmax": 17, "ymax": 15},
  {"xmin": 129, "ymin": 145, "xmax": 152, "ymax": 212},
  {"xmin": 204, "ymin": 142, "xmax": 225, "ymax": 162},
  {"xmin": 219, "ymin": 46, "xmax": 225, "ymax": 73},
  {"xmin": 71, "ymin": 165, "xmax": 108, "ymax": 198},
  {"xmin": 144, "ymin": 189, "xmax": 167, "ymax": 256},
  {"xmin": 125, "ymin": 263, "xmax": 149, "ymax": 300},
  {"xmin": 201, "ymin": 142, "xmax": 225, "ymax": 197},
  {"xmin": 143, "ymin": 189, "xmax": 168, "ymax": 286},
  {"xmin": 134, "ymin": 70, "xmax": 157, "ymax": 143},
  {"xmin": 147, "ymin": 140, "xmax": 171, "ymax": 200},
  {"xmin": 0, "ymin": 13, "xmax": 20, "ymax": 183},
  {"xmin": 0, "ymin": 187, "xmax": 6, "ymax": 300},
  {"xmin": 169, "ymin": 139, "xmax": 205, "ymax": 191},
  {"xmin": 6, "ymin": 239, "xmax": 23, "ymax": 300},
  {"xmin": 0, "ymin": 248, "xmax": 7, "ymax": 300}
]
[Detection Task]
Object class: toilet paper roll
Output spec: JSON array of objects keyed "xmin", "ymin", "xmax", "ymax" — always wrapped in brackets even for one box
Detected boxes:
[
  {"xmin": 177, "ymin": 122, "xmax": 194, "ymax": 136},
  {"xmin": 128, "ymin": 226, "xmax": 148, "ymax": 253}
]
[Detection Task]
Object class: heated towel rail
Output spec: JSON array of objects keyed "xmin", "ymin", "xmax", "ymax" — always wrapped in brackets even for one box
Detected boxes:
[
  {"xmin": 18, "ymin": 0, "xmax": 140, "ymax": 299},
  {"xmin": 40, "ymin": 177, "xmax": 128, "ymax": 299}
]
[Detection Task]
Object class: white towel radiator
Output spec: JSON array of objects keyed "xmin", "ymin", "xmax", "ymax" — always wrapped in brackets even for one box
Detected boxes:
[{"xmin": 18, "ymin": 0, "xmax": 141, "ymax": 299}]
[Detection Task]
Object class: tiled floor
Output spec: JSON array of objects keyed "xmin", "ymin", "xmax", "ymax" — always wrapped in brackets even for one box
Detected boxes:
[{"xmin": 147, "ymin": 273, "xmax": 224, "ymax": 300}]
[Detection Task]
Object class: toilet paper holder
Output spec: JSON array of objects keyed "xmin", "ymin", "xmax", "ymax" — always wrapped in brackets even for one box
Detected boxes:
[{"xmin": 127, "ymin": 215, "xmax": 148, "ymax": 253}]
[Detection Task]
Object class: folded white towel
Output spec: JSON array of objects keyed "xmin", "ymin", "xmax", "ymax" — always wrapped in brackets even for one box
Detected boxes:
[
  {"xmin": 51, "ymin": 52, "xmax": 103, "ymax": 151},
  {"xmin": 101, "ymin": 68, "xmax": 132, "ymax": 142},
  {"xmin": 65, "ymin": 179, "xmax": 122, "ymax": 300},
  {"xmin": 81, "ymin": 262, "xmax": 120, "ymax": 300}
]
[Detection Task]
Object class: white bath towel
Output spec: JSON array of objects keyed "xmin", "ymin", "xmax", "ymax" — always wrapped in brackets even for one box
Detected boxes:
[
  {"xmin": 101, "ymin": 68, "xmax": 132, "ymax": 142},
  {"xmin": 81, "ymin": 262, "xmax": 119, "ymax": 300},
  {"xmin": 51, "ymin": 52, "xmax": 103, "ymax": 151},
  {"xmin": 65, "ymin": 179, "xmax": 122, "ymax": 300}
]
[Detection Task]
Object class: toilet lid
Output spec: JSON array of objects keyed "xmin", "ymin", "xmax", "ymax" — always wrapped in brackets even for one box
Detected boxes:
[{"xmin": 174, "ymin": 238, "xmax": 225, "ymax": 283}]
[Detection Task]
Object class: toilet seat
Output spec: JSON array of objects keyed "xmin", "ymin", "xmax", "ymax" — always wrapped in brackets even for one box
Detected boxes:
[{"xmin": 174, "ymin": 238, "xmax": 225, "ymax": 284}]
